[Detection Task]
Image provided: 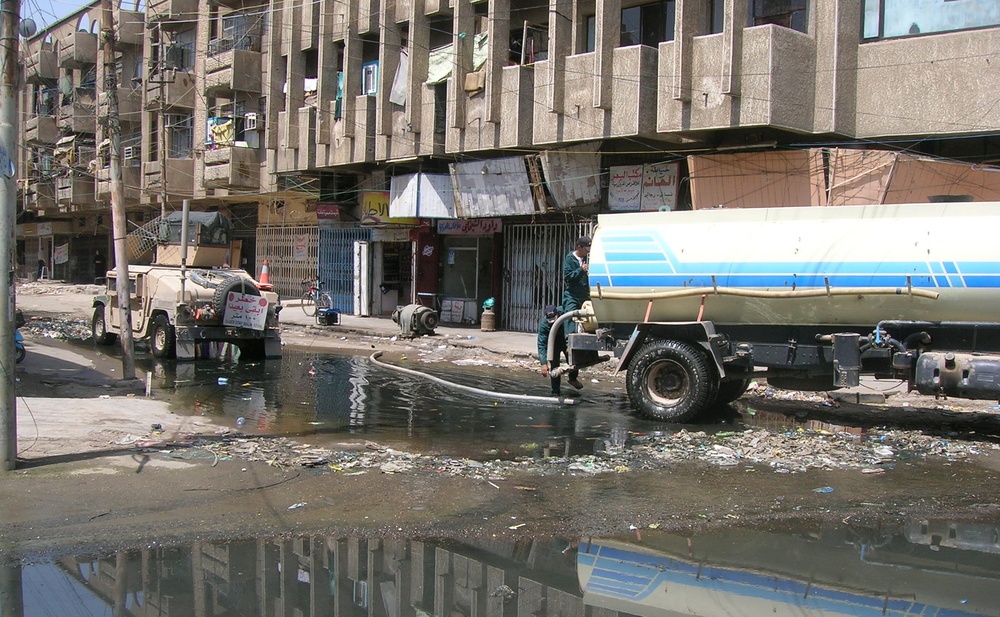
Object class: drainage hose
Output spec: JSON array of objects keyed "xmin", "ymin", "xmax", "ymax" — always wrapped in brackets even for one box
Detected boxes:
[{"xmin": 369, "ymin": 352, "xmax": 578, "ymax": 406}]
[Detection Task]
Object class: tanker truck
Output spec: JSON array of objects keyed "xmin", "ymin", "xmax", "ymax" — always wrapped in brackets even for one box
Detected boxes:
[{"xmin": 556, "ymin": 202, "xmax": 1000, "ymax": 422}]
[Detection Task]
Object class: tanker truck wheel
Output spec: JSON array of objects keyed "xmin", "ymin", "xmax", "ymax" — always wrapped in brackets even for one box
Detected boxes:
[
  {"xmin": 714, "ymin": 378, "xmax": 752, "ymax": 405},
  {"xmin": 627, "ymin": 340, "xmax": 715, "ymax": 422}
]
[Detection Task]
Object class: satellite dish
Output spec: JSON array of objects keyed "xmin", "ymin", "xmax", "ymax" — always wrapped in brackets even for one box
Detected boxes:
[{"xmin": 19, "ymin": 18, "xmax": 36, "ymax": 38}]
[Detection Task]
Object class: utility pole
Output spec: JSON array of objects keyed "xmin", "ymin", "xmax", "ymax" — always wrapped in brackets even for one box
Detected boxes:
[
  {"xmin": 103, "ymin": 0, "xmax": 136, "ymax": 379},
  {"xmin": 0, "ymin": 0, "xmax": 19, "ymax": 471}
]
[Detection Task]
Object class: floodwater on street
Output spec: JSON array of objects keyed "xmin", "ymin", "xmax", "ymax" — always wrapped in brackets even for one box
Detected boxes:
[
  {"xmin": 138, "ymin": 347, "xmax": 700, "ymax": 460},
  {"xmin": 7, "ymin": 518, "xmax": 1000, "ymax": 616}
]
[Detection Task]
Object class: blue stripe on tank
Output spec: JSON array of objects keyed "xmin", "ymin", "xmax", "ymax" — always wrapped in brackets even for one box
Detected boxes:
[{"xmin": 593, "ymin": 232, "xmax": 1000, "ymax": 290}]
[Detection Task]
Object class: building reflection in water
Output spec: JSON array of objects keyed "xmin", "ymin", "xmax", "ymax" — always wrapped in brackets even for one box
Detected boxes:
[{"xmin": 9, "ymin": 519, "xmax": 1000, "ymax": 616}]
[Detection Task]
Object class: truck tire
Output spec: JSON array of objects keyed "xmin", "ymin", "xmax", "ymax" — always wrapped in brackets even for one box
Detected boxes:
[
  {"xmin": 627, "ymin": 340, "xmax": 715, "ymax": 422},
  {"xmin": 150, "ymin": 314, "xmax": 176, "ymax": 359},
  {"xmin": 92, "ymin": 306, "xmax": 117, "ymax": 345},
  {"xmin": 212, "ymin": 276, "xmax": 260, "ymax": 317},
  {"xmin": 715, "ymin": 378, "xmax": 752, "ymax": 405}
]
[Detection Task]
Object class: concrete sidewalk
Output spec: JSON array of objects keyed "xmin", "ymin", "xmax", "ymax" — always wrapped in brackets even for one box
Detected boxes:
[{"xmin": 278, "ymin": 297, "xmax": 540, "ymax": 358}]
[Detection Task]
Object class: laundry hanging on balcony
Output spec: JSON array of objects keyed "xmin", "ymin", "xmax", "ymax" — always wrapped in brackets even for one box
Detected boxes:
[{"xmin": 426, "ymin": 32, "xmax": 488, "ymax": 86}]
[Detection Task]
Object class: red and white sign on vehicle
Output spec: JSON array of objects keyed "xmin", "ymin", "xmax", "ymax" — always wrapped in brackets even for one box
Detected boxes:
[{"xmin": 224, "ymin": 292, "xmax": 269, "ymax": 331}]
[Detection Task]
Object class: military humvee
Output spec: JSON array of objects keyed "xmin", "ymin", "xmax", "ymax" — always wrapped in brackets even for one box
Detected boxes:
[{"xmin": 92, "ymin": 212, "xmax": 282, "ymax": 360}]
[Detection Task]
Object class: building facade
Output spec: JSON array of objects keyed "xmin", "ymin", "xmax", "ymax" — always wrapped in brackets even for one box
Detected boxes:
[{"xmin": 17, "ymin": 0, "xmax": 1000, "ymax": 330}]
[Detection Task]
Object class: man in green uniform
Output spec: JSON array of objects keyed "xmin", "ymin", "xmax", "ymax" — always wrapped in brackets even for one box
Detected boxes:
[{"xmin": 562, "ymin": 236, "xmax": 591, "ymax": 312}]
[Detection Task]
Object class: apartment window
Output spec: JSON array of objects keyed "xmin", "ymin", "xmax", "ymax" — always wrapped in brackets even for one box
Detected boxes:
[
  {"xmin": 621, "ymin": 1, "xmax": 676, "ymax": 46},
  {"xmin": 585, "ymin": 15, "xmax": 596, "ymax": 52},
  {"xmin": 863, "ymin": 0, "xmax": 1000, "ymax": 40},
  {"xmin": 509, "ymin": 24, "xmax": 548, "ymax": 64},
  {"xmin": 166, "ymin": 113, "xmax": 193, "ymax": 158},
  {"xmin": 708, "ymin": 0, "xmax": 724, "ymax": 34},
  {"xmin": 362, "ymin": 61, "xmax": 378, "ymax": 95},
  {"xmin": 750, "ymin": 0, "xmax": 808, "ymax": 33}
]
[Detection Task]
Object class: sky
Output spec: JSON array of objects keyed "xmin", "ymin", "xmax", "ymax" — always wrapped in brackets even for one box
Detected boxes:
[{"xmin": 22, "ymin": 0, "xmax": 97, "ymax": 33}]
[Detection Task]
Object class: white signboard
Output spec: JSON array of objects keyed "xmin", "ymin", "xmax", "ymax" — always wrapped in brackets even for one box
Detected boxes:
[
  {"xmin": 53, "ymin": 243, "xmax": 69, "ymax": 265},
  {"xmin": 223, "ymin": 292, "xmax": 269, "ymax": 331},
  {"xmin": 37, "ymin": 222, "xmax": 52, "ymax": 236},
  {"xmin": 437, "ymin": 218, "xmax": 502, "ymax": 235},
  {"xmin": 641, "ymin": 162, "xmax": 678, "ymax": 211},
  {"xmin": 608, "ymin": 163, "xmax": 679, "ymax": 211},
  {"xmin": 608, "ymin": 165, "xmax": 643, "ymax": 211},
  {"xmin": 293, "ymin": 234, "xmax": 308, "ymax": 261}
]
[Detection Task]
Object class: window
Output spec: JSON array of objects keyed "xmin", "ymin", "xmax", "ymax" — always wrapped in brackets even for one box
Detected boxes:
[
  {"xmin": 362, "ymin": 61, "xmax": 378, "ymax": 95},
  {"xmin": 166, "ymin": 113, "xmax": 193, "ymax": 158},
  {"xmin": 750, "ymin": 0, "xmax": 808, "ymax": 33},
  {"xmin": 620, "ymin": 1, "xmax": 675, "ymax": 47},
  {"xmin": 708, "ymin": 0, "xmax": 724, "ymax": 34},
  {"xmin": 585, "ymin": 15, "xmax": 595, "ymax": 52},
  {"xmin": 863, "ymin": 0, "xmax": 1000, "ymax": 40}
]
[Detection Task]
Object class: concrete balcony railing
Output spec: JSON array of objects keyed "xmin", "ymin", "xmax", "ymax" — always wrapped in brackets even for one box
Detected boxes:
[
  {"xmin": 58, "ymin": 31, "xmax": 98, "ymax": 70},
  {"xmin": 24, "ymin": 49, "xmax": 57, "ymax": 83},
  {"xmin": 144, "ymin": 71, "xmax": 196, "ymax": 109},
  {"xmin": 100, "ymin": 88, "xmax": 143, "ymax": 125},
  {"xmin": 24, "ymin": 180, "xmax": 55, "ymax": 211},
  {"xmin": 25, "ymin": 115, "xmax": 58, "ymax": 144},
  {"xmin": 205, "ymin": 47, "xmax": 263, "ymax": 96},
  {"xmin": 96, "ymin": 164, "xmax": 141, "ymax": 201},
  {"xmin": 147, "ymin": 0, "xmax": 197, "ymax": 23},
  {"xmin": 202, "ymin": 146, "xmax": 260, "ymax": 190},
  {"xmin": 58, "ymin": 102, "xmax": 97, "ymax": 134},
  {"xmin": 55, "ymin": 172, "xmax": 95, "ymax": 208},
  {"xmin": 143, "ymin": 157, "xmax": 194, "ymax": 198},
  {"xmin": 118, "ymin": 10, "xmax": 145, "ymax": 46}
]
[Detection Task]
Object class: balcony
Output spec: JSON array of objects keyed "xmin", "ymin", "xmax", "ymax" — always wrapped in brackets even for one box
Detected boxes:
[
  {"xmin": 58, "ymin": 102, "xmax": 96, "ymax": 134},
  {"xmin": 100, "ymin": 88, "xmax": 143, "ymax": 124},
  {"xmin": 24, "ymin": 49, "xmax": 57, "ymax": 83},
  {"xmin": 144, "ymin": 71, "xmax": 196, "ymax": 109},
  {"xmin": 58, "ymin": 31, "xmax": 97, "ymax": 70},
  {"xmin": 211, "ymin": 0, "xmax": 261, "ymax": 10},
  {"xmin": 143, "ymin": 157, "xmax": 194, "ymax": 198},
  {"xmin": 147, "ymin": 0, "xmax": 198, "ymax": 23},
  {"xmin": 25, "ymin": 115, "xmax": 58, "ymax": 144},
  {"xmin": 24, "ymin": 180, "xmax": 55, "ymax": 211},
  {"xmin": 96, "ymin": 165, "xmax": 141, "ymax": 201},
  {"xmin": 205, "ymin": 40, "xmax": 262, "ymax": 95},
  {"xmin": 117, "ymin": 10, "xmax": 145, "ymax": 46},
  {"xmin": 202, "ymin": 146, "xmax": 260, "ymax": 190},
  {"xmin": 56, "ymin": 172, "xmax": 95, "ymax": 208}
]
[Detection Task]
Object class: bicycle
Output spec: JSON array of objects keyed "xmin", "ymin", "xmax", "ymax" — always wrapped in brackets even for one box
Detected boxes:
[{"xmin": 300, "ymin": 277, "xmax": 333, "ymax": 317}]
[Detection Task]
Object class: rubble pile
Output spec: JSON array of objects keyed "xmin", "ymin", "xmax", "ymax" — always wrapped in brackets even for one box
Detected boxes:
[
  {"xmin": 167, "ymin": 425, "xmax": 985, "ymax": 480},
  {"xmin": 632, "ymin": 428, "xmax": 981, "ymax": 473},
  {"xmin": 22, "ymin": 316, "xmax": 92, "ymax": 341}
]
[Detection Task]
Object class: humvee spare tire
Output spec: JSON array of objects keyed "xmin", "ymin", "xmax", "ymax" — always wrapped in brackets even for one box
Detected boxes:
[{"xmin": 212, "ymin": 275, "xmax": 261, "ymax": 317}]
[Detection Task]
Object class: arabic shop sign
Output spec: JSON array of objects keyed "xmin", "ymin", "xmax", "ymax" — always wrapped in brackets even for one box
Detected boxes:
[
  {"xmin": 361, "ymin": 191, "xmax": 419, "ymax": 226},
  {"xmin": 223, "ymin": 292, "xmax": 269, "ymax": 331},
  {"xmin": 608, "ymin": 162, "xmax": 679, "ymax": 211},
  {"xmin": 436, "ymin": 218, "xmax": 502, "ymax": 235}
]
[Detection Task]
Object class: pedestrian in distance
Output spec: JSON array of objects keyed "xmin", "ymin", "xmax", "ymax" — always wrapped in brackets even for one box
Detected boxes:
[
  {"xmin": 562, "ymin": 235, "xmax": 591, "ymax": 313},
  {"xmin": 537, "ymin": 304, "xmax": 583, "ymax": 397},
  {"xmin": 93, "ymin": 249, "xmax": 106, "ymax": 281}
]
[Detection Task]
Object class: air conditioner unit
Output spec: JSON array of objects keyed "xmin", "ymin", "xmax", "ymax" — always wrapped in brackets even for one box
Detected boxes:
[
  {"xmin": 244, "ymin": 113, "xmax": 260, "ymax": 132},
  {"xmin": 123, "ymin": 146, "xmax": 135, "ymax": 160}
]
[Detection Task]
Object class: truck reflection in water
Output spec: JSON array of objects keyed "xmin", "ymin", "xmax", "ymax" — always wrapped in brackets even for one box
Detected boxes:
[{"xmin": 13, "ymin": 519, "xmax": 1000, "ymax": 616}]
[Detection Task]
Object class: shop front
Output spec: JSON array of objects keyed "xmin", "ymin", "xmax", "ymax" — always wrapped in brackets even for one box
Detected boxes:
[{"xmin": 435, "ymin": 218, "xmax": 502, "ymax": 326}]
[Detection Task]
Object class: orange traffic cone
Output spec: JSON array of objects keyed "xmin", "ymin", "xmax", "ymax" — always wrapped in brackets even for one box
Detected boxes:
[{"xmin": 258, "ymin": 260, "xmax": 273, "ymax": 291}]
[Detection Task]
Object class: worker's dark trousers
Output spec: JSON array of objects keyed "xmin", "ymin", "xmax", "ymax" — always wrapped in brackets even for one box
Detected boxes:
[{"xmin": 550, "ymin": 353, "xmax": 579, "ymax": 395}]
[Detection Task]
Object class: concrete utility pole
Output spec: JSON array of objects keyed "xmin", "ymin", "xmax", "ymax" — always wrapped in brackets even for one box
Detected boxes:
[
  {"xmin": 102, "ymin": 0, "xmax": 136, "ymax": 379},
  {"xmin": 0, "ymin": 0, "xmax": 18, "ymax": 472}
]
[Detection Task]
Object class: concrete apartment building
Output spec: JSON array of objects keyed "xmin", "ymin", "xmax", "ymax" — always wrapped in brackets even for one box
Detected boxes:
[{"xmin": 17, "ymin": 0, "xmax": 1000, "ymax": 331}]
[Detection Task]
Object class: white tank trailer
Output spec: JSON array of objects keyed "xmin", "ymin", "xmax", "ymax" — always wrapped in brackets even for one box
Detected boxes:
[{"xmin": 563, "ymin": 202, "xmax": 1000, "ymax": 421}]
